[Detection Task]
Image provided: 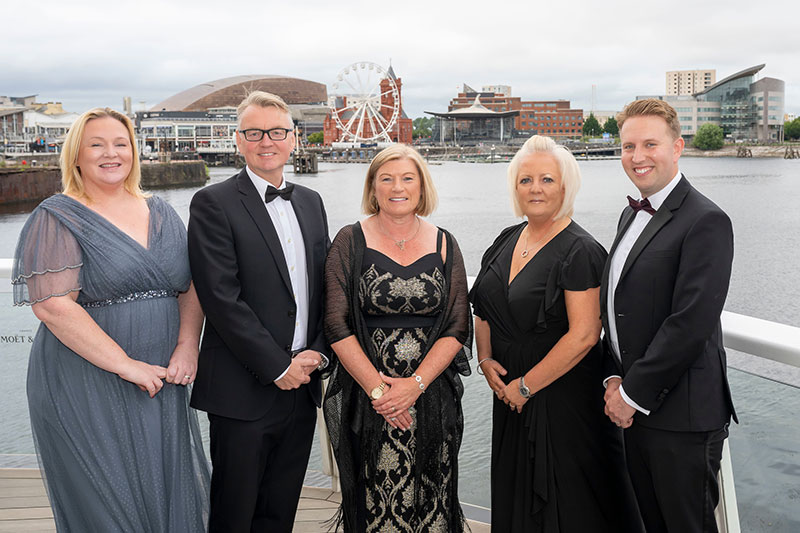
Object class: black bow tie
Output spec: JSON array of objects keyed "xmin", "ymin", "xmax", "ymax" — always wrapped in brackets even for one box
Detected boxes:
[
  {"xmin": 627, "ymin": 196, "xmax": 656, "ymax": 215},
  {"xmin": 264, "ymin": 183, "xmax": 294, "ymax": 203}
]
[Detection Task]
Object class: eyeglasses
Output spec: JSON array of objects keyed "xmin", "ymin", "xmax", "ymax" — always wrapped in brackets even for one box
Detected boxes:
[{"xmin": 238, "ymin": 128, "xmax": 293, "ymax": 142}]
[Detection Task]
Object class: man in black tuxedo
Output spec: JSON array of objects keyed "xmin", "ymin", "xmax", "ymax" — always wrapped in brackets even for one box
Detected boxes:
[
  {"xmin": 602, "ymin": 99, "xmax": 736, "ymax": 533},
  {"xmin": 188, "ymin": 91, "xmax": 330, "ymax": 532}
]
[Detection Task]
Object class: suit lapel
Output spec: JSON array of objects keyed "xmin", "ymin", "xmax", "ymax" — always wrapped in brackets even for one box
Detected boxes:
[
  {"xmin": 289, "ymin": 185, "xmax": 318, "ymax": 295},
  {"xmin": 600, "ymin": 208, "xmax": 636, "ymax": 320},
  {"xmin": 618, "ymin": 176, "xmax": 690, "ymax": 283},
  {"xmin": 236, "ymin": 170, "xmax": 293, "ymax": 292}
]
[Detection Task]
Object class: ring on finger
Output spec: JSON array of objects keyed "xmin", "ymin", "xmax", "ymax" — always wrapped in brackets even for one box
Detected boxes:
[
  {"xmin": 391, "ymin": 406, "xmax": 395, "ymax": 412},
  {"xmin": 183, "ymin": 375, "xmax": 191, "ymax": 380},
  {"xmin": 390, "ymin": 417, "xmax": 397, "ymax": 421}
]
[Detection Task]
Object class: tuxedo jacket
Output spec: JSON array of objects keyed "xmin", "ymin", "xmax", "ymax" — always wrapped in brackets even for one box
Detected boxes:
[
  {"xmin": 187, "ymin": 168, "xmax": 329, "ymax": 421},
  {"xmin": 601, "ymin": 176, "xmax": 736, "ymax": 432}
]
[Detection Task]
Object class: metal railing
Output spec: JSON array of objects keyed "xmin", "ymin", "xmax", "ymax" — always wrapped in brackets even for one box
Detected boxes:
[{"xmin": 3, "ymin": 262, "xmax": 799, "ymax": 531}]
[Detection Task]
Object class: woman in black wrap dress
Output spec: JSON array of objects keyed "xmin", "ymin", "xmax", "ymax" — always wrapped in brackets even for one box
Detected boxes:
[{"xmin": 469, "ymin": 135, "xmax": 642, "ymax": 532}]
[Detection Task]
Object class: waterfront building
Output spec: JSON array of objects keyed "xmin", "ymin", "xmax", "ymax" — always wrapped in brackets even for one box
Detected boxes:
[
  {"xmin": 0, "ymin": 96, "xmax": 78, "ymax": 154},
  {"xmin": 436, "ymin": 84, "xmax": 583, "ymax": 141},
  {"xmin": 641, "ymin": 65, "xmax": 786, "ymax": 142},
  {"xmin": 135, "ymin": 108, "xmax": 238, "ymax": 161},
  {"xmin": 323, "ymin": 65, "xmax": 412, "ymax": 145},
  {"xmin": 0, "ymin": 108, "xmax": 26, "ymax": 153},
  {"xmin": 151, "ymin": 75, "xmax": 329, "ymax": 138},
  {"xmin": 666, "ymin": 69, "xmax": 716, "ymax": 96},
  {"xmin": 425, "ymin": 96, "xmax": 519, "ymax": 144},
  {"xmin": 136, "ymin": 75, "xmax": 330, "ymax": 160}
]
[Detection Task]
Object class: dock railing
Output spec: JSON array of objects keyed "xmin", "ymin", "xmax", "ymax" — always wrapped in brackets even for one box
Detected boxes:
[{"xmin": 3, "ymin": 261, "xmax": 799, "ymax": 532}]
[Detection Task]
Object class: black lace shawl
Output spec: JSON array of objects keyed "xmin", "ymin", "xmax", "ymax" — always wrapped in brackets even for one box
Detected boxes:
[{"xmin": 322, "ymin": 222, "xmax": 473, "ymax": 532}]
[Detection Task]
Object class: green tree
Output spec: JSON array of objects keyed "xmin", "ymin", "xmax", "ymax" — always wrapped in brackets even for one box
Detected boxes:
[
  {"xmin": 582, "ymin": 113, "xmax": 602, "ymax": 136},
  {"xmin": 785, "ymin": 119, "xmax": 800, "ymax": 140},
  {"xmin": 693, "ymin": 123, "xmax": 724, "ymax": 150},
  {"xmin": 307, "ymin": 131, "xmax": 324, "ymax": 144},
  {"xmin": 413, "ymin": 117, "xmax": 433, "ymax": 139},
  {"xmin": 603, "ymin": 117, "xmax": 618, "ymax": 136}
]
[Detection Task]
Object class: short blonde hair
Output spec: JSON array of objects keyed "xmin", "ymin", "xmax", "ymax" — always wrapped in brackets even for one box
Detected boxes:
[
  {"xmin": 617, "ymin": 99, "xmax": 681, "ymax": 140},
  {"xmin": 361, "ymin": 144, "xmax": 439, "ymax": 217},
  {"xmin": 506, "ymin": 135, "xmax": 580, "ymax": 220},
  {"xmin": 60, "ymin": 108, "xmax": 144, "ymax": 200},
  {"xmin": 237, "ymin": 91, "xmax": 293, "ymax": 128}
]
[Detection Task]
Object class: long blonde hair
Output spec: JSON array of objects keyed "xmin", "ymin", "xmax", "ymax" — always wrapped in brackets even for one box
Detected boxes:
[{"xmin": 60, "ymin": 107, "xmax": 144, "ymax": 200}]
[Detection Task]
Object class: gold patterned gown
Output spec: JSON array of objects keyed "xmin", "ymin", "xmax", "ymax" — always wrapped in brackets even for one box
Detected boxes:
[{"xmin": 358, "ymin": 247, "xmax": 453, "ymax": 532}]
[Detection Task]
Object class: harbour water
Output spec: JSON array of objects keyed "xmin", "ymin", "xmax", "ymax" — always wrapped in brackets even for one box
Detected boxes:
[{"xmin": 1, "ymin": 158, "xmax": 799, "ymax": 531}]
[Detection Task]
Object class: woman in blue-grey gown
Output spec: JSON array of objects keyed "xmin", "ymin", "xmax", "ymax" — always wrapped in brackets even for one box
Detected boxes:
[{"xmin": 12, "ymin": 108, "xmax": 210, "ymax": 532}]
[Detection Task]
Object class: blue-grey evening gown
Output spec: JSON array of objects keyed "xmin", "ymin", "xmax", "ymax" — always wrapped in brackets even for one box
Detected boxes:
[{"xmin": 12, "ymin": 194, "xmax": 210, "ymax": 532}]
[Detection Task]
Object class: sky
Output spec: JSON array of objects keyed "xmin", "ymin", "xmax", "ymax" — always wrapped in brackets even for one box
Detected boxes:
[{"xmin": 3, "ymin": 0, "xmax": 798, "ymax": 119}]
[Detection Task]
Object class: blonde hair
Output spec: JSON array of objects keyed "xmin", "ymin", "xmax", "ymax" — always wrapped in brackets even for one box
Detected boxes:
[
  {"xmin": 60, "ymin": 108, "xmax": 144, "ymax": 200},
  {"xmin": 617, "ymin": 99, "xmax": 681, "ymax": 139},
  {"xmin": 237, "ymin": 91, "xmax": 293, "ymax": 128},
  {"xmin": 361, "ymin": 144, "xmax": 439, "ymax": 217},
  {"xmin": 506, "ymin": 135, "xmax": 580, "ymax": 220}
]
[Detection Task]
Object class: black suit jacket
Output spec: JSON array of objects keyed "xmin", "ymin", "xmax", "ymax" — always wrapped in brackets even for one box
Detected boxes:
[
  {"xmin": 601, "ymin": 176, "xmax": 736, "ymax": 432},
  {"xmin": 187, "ymin": 169, "xmax": 329, "ymax": 421}
]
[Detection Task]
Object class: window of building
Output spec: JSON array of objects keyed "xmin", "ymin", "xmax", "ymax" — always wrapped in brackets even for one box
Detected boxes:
[
  {"xmin": 196, "ymin": 125, "xmax": 212, "ymax": 137},
  {"xmin": 769, "ymin": 96, "xmax": 781, "ymax": 101},
  {"xmin": 177, "ymin": 126, "xmax": 194, "ymax": 137},
  {"xmin": 156, "ymin": 125, "xmax": 174, "ymax": 136}
]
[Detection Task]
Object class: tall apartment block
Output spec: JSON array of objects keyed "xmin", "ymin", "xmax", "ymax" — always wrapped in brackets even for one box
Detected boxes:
[{"xmin": 666, "ymin": 69, "xmax": 716, "ymax": 96}]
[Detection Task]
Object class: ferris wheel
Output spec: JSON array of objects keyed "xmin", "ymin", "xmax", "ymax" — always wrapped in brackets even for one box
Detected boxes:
[{"xmin": 328, "ymin": 62, "xmax": 400, "ymax": 143}]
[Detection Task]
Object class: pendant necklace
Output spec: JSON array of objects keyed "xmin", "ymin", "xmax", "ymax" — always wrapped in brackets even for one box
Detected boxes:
[
  {"xmin": 379, "ymin": 216, "xmax": 420, "ymax": 250},
  {"xmin": 521, "ymin": 223, "xmax": 558, "ymax": 258}
]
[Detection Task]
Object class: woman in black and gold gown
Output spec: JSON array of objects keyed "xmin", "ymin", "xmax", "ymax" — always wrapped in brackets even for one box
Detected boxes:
[
  {"xmin": 323, "ymin": 144, "xmax": 472, "ymax": 532},
  {"xmin": 469, "ymin": 135, "xmax": 642, "ymax": 532}
]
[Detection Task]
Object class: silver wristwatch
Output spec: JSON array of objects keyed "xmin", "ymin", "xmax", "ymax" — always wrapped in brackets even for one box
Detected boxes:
[{"xmin": 519, "ymin": 376, "xmax": 531, "ymax": 398}]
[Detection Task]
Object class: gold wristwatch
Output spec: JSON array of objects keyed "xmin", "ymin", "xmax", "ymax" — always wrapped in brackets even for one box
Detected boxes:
[{"xmin": 370, "ymin": 382, "xmax": 386, "ymax": 400}]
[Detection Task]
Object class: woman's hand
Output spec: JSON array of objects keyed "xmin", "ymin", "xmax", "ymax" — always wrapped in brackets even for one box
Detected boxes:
[
  {"xmin": 481, "ymin": 359, "xmax": 508, "ymax": 399},
  {"xmin": 502, "ymin": 378, "xmax": 529, "ymax": 414},
  {"xmin": 166, "ymin": 340, "xmax": 199, "ymax": 386},
  {"xmin": 372, "ymin": 373, "xmax": 423, "ymax": 430},
  {"xmin": 117, "ymin": 359, "xmax": 168, "ymax": 398}
]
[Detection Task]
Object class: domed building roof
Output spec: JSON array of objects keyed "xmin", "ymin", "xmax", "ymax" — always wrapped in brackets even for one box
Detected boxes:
[{"xmin": 152, "ymin": 75, "xmax": 327, "ymax": 111}]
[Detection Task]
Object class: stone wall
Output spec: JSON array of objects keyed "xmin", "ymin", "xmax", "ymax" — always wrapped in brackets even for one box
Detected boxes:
[
  {"xmin": 0, "ymin": 168, "xmax": 61, "ymax": 205},
  {"xmin": 140, "ymin": 161, "xmax": 208, "ymax": 188},
  {"xmin": 0, "ymin": 161, "xmax": 208, "ymax": 205}
]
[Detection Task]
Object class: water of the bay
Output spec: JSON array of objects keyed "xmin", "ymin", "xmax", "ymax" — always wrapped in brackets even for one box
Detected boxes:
[{"xmin": 1, "ymin": 157, "xmax": 798, "ymax": 530}]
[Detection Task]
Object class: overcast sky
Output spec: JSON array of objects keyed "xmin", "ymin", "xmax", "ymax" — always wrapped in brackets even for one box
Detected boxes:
[{"xmin": 3, "ymin": 0, "xmax": 798, "ymax": 119}]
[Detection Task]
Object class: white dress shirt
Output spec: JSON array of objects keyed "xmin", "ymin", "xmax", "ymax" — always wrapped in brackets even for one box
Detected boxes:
[
  {"xmin": 246, "ymin": 167, "xmax": 312, "ymax": 380},
  {"xmin": 606, "ymin": 170, "xmax": 682, "ymax": 415}
]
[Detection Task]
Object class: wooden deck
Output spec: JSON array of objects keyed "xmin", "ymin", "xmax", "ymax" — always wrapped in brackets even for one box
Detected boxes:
[{"xmin": 0, "ymin": 468, "xmax": 489, "ymax": 532}]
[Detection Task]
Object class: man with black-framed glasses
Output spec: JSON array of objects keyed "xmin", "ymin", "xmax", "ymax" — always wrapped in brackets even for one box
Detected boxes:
[{"xmin": 188, "ymin": 91, "xmax": 330, "ymax": 532}]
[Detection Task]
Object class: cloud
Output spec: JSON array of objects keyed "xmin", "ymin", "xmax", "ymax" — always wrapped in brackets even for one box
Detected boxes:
[{"xmin": 2, "ymin": 0, "xmax": 797, "ymax": 117}]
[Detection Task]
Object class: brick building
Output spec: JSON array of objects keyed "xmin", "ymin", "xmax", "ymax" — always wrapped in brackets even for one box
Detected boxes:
[
  {"xmin": 324, "ymin": 65, "xmax": 412, "ymax": 145},
  {"xmin": 447, "ymin": 85, "xmax": 584, "ymax": 138}
]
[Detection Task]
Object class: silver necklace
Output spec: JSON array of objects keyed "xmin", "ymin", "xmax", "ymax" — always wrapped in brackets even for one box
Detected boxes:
[
  {"xmin": 378, "ymin": 216, "xmax": 420, "ymax": 250},
  {"xmin": 521, "ymin": 223, "xmax": 558, "ymax": 258}
]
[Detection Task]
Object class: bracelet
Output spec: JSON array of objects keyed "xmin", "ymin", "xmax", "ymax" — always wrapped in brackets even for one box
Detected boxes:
[
  {"xmin": 412, "ymin": 372, "xmax": 426, "ymax": 392},
  {"xmin": 476, "ymin": 358, "xmax": 494, "ymax": 376}
]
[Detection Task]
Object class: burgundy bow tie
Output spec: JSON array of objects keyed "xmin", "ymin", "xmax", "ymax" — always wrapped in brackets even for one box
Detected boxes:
[
  {"xmin": 264, "ymin": 183, "xmax": 294, "ymax": 203},
  {"xmin": 627, "ymin": 196, "xmax": 656, "ymax": 215}
]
